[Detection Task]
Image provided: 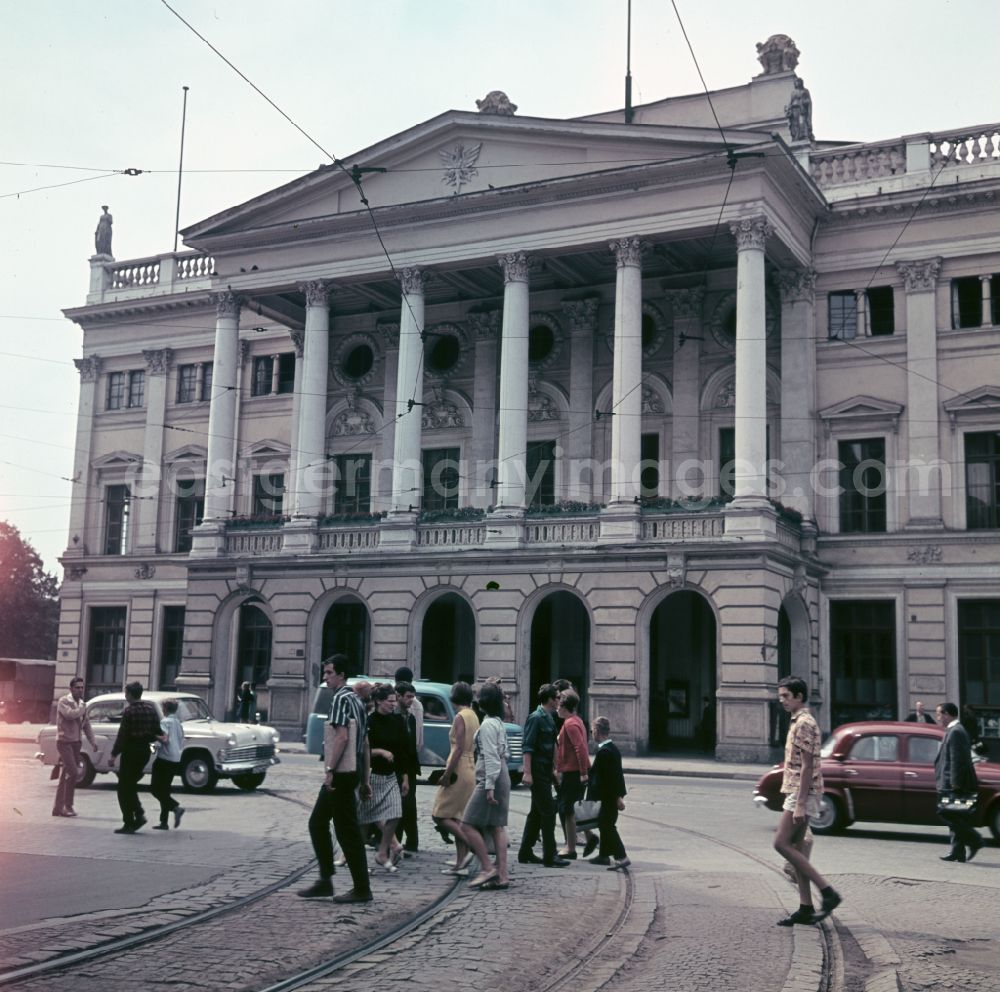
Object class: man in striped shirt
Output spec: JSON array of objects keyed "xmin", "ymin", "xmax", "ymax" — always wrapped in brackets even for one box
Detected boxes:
[{"xmin": 299, "ymin": 654, "xmax": 373, "ymax": 903}]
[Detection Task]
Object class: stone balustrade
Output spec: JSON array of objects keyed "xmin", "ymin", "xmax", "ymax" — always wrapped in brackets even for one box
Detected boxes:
[
  {"xmin": 415, "ymin": 523, "xmax": 487, "ymax": 547},
  {"xmin": 109, "ymin": 257, "xmax": 161, "ymax": 289},
  {"xmin": 93, "ymin": 251, "xmax": 216, "ymax": 302},
  {"xmin": 640, "ymin": 512, "xmax": 726, "ymax": 541},
  {"xmin": 225, "ymin": 529, "xmax": 284, "ymax": 555},
  {"xmin": 318, "ymin": 524, "xmax": 380, "ymax": 551},
  {"xmin": 930, "ymin": 125, "xmax": 1000, "ymax": 167},
  {"xmin": 524, "ymin": 518, "xmax": 600, "ymax": 545},
  {"xmin": 810, "ymin": 143, "xmax": 906, "ymax": 187}
]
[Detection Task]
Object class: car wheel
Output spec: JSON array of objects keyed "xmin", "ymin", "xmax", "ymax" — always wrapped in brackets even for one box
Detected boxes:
[
  {"xmin": 77, "ymin": 754, "xmax": 97, "ymax": 788},
  {"xmin": 181, "ymin": 753, "xmax": 219, "ymax": 793},
  {"xmin": 509, "ymin": 771, "xmax": 523, "ymax": 788},
  {"xmin": 808, "ymin": 793, "xmax": 846, "ymax": 834},
  {"xmin": 231, "ymin": 772, "xmax": 266, "ymax": 791}
]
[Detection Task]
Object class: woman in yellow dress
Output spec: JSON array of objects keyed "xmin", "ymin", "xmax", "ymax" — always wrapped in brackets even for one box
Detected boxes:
[{"xmin": 431, "ymin": 681, "xmax": 480, "ymax": 874}]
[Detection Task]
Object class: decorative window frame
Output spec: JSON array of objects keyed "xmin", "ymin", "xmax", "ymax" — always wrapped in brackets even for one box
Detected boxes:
[
  {"xmin": 240, "ymin": 439, "xmax": 291, "ymax": 516},
  {"xmin": 600, "ymin": 301, "xmax": 670, "ymax": 360},
  {"xmin": 527, "ymin": 312, "xmax": 565, "ymax": 371},
  {"xmin": 423, "ymin": 322, "xmax": 469, "ymax": 381},
  {"xmin": 944, "ymin": 386, "xmax": 1000, "ymax": 530},
  {"xmin": 332, "ymin": 331, "xmax": 382, "ymax": 389},
  {"xmin": 163, "ymin": 444, "xmax": 208, "ymax": 551},
  {"xmin": 707, "ymin": 290, "xmax": 780, "ymax": 352}
]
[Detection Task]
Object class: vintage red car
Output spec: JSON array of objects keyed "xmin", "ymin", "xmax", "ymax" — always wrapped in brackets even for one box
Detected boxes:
[{"xmin": 753, "ymin": 720, "xmax": 1000, "ymax": 840}]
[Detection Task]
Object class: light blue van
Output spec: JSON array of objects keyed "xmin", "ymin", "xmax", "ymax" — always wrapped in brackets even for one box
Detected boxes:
[{"xmin": 304, "ymin": 678, "xmax": 523, "ymax": 785}]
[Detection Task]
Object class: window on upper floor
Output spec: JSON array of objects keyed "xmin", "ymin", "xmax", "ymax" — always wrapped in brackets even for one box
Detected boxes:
[
  {"xmin": 951, "ymin": 274, "xmax": 1000, "ymax": 329},
  {"xmin": 526, "ymin": 439, "xmax": 556, "ymax": 508},
  {"xmin": 127, "ymin": 370, "xmax": 145, "ymax": 408},
  {"xmin": 251, "ymin": 357, "xmax": 272, "ymax": 397},
  {"xmin": 838, "ymin": 437, "xmax": 887, "ymax": 533},
  {"xmin": 965, "ymin": 430, "xmax": 1000, "ymax": 529},
  {"xmin": 828, "ymin": 288, "xmax": 894, "ymax": 339},
  {"xmin": 640, "ymin": 432, "xmax": 660, "ymax": 500},
  {"xmin": 866, "ymin": 286, "xmax": 895, "ymax": 336},
  {"xmin": 422, "ymin": 447, "xmax": 460, "ymax": 512},
  {"xmin": 719, "ymin": 427, "xmax": 771, "ymax": 499},
  {"xmin": 277, "ymin": 352, "xmax": 295, "ymax": 393},
  {"xmin": 106, "ymin": 370, "xmax": 145, "ymax": 410},
  {"xmin": 252, "ymin": 473, "xmax": 285, "ymax": 517},
  {"xmin": 250, "ymin": 353, "xmax": 295, "ymax": 397},
  {"xmin": 176, "ymin": 364, "xmax": 198, "ymax": 403},
  {"xmin": 159, "ymin": 605, "xmax": 185, "ymax": 690},
  {"xmin": 174, "ymin": 478, "xmax": 205, "ymax": 552},
  {"xmin": 201, "ymin": 362, "xmax": 214, "ymax": 400},
  {"xmin": 828, "ymin": 291, "xmax": 857, "ymax": 340},
  {"xmin": 103, "ymin": 484, "xmax": 131, "ymax": 554},
  {"xmin": 332, "ymin": 454, "xmax": 372, "ymax": 514}
]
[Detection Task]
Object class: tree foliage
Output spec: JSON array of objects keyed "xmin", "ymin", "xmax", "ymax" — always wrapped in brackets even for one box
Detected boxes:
[{"xmin": 0, "ymin": 522, "xmax": 60, "ymax": 659}]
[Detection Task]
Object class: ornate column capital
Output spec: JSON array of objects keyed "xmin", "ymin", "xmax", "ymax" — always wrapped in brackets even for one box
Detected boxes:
[
  {"xmin": 378, "ymin": 321, "xmax": 400, "ymax": 349},
  {"xmin": 74, "ymin": 354, "xmax": 102, "ymax": 382},
  {"xmin": 289, "ymin": 330, "xmax": 304, "ymax": 358},
  {"xmin": 773, "ymin": 267, "xmax": 817, "ymax": 305},
  {"xmin": 397, "ymin": 268, "xmax": 429, "ymax": 297},
  {"xmin": 214, "ymin": 290, "xmax": 243, "ymax": 319},
  {"xmin": 896, "ymin": 257, "xmax": 943, "ymax": 293},
  {"xmin": 467, "ymin": 310, "xmax": 501, "ymax": 340},
  {"xmin": 301, "ymin": 280, "xmax": 332, "ymax": 308},
  {"xmin": 498, "ymin": 252, "xmax": 530, "ymax": 284},
  {"xmin": 663, "ymin": 286, "xmax": 707, "ymax": 319},
  {"xmin": 142, "ymin": 347, "xmax": 174, "ymax": 376},
  {"xmin": 609, "ymin": 237, "xmax": 645, "ymax": 268},
  {"xmin": 238, "ymin": 340, "xmax": 251, "ymax": 367},
  {"xmin": 561, "ymin": 297, "xmax": 600, "ymax": 333},
  {"xmin": 729, "ymin": 217, "xmax": 772, "ymax": 252}
]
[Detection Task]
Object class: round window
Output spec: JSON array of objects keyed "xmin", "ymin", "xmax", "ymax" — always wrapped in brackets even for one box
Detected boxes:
[
  {"xmin": 529, "ymin": 324, "xmax": 555, "ymax": 363},
  {"xmin": 427, "ymin": 334, "xmax": 460, "ymax": 374},
  {"xmin": 342, "ymin": 343, "xmax": 374, "ymax": 380}
]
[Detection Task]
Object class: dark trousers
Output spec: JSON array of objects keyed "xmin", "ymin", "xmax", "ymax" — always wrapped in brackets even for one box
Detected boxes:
[
  {"xmin": 519, "ymin": 763, "xmax": 557, "ymax": 862},
  {"xmin": 150, "ymin": 758, "xmax": 180, "ymax": 821},
  {"xmin": 308, "ymin": 772, "xmax": 371, "ymax": 895},
  {"xmin": 597, "ymin": 801, "xmax": 627, "ymax": 860},
  {"xmin": 116, "ymin": 748, "xmax": 148, "ymax": 825},
  {"xmin": 54, "ymin": 740, "xmax": 81, "ymax": 813},
  {"xmin": 395, "ymin": 780, "xmax": 419, "ymax": 850},
  {"xmin": 939, "ymin": 808, "xmax": 981, "ymax": 855}
]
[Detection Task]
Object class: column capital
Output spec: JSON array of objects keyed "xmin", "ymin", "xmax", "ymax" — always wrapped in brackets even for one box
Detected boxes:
[
  {"xmin": 773, "ymin": 267, "xmax": 816, "ymax": 305},
  {"xmin": 214, "ymin": 290, "xmax": 243, "ymax": 319},
  {"xmin": 468, "ymin": 310, "xmax": 501, "ymax": 340},
  {"xmin": 729, "ymin": 217, "xmax": 772, "ymax": 252},
  {"xmin": 663, "ymin": 286, "xmax": 706, "ymax": 319},
  {"xmin": 895, "ymin": 257, "xmax": 943, "ymax": 293},
  {"xmin": 300, "ymin": 280, "xmax": 332, "ymax": 308},
  {"xmin": 289, "ymin": 329, "xmax": 304, "ymax": 358},
  {"xmin": 609, "ymin": 237, "xmax": 645, "ymax": 268},
  {"xmin": 498, "ymin": 252, "xmax": 531, "ymax": 283},
  {"xmin": 74, "ymin": 354, "xmax": 102, "ymax": 382},
  {"xmin": 378, "ymin": 321, "xmax": 400, "ymax": 349},
  {"xmin": 142, "ymin": 347, "xmax": 174, "ymax": 376},
  {"xmin": 397, "ymin": 267, "xmax": 429, "ymax": 296},
  {"xmin": 561, "ymin": 297, "xmax": 600, "ymax": 333}
]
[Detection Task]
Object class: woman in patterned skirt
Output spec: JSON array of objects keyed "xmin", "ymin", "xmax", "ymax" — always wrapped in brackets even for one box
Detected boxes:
[
  {"xmin": 357, "ymin": 683, "xmax": 413, "ymax": 872},
  {"xmin": 431, "ymin": 682, "xmax": 480, "ymax": 874}
]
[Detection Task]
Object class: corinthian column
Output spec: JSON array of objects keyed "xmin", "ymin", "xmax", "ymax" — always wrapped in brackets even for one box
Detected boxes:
[
  {"xmin": 729, "ymin": 217, "xmax": 771, "ymax": 506},
  {"xmin": 135, "ymin": 347, "xmax": 173, "ymax": 550},
  {"xmin": 390, "ymin": 268, "xmax": 427, "ymax": 514},
  {"xmin": 608, "ymin": 237, "xmax": 644, "ymax": 505},
  {"xmin": 494, "ymin": 253, "xmax": 531, "ymax": 510},
  {"xmin": 203, "ymin": 291, "xmax": 242, "ymax": 521},
  {"xmin": 66, "ymin": 355, "xmax": 101, "ymax": 556},
  {"xmin": 294, "ymin": 282, "xmax": 331, "ymax": 517}
]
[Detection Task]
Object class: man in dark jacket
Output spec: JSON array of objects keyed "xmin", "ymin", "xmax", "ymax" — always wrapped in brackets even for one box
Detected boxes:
[
  {"xmin": 110, "ymin": 682, "xmax": 163, "ymax": 834},
  {"xmin": 934, "ymin": 701, "xmax": 983, "ymax": 862},
  {"xmin": 586, "ymin": 716, "xmax": 630, "ymax": 869},
  {"xmin": 518, "ymin": 684, "xmax": 568, "ymax": 867}
]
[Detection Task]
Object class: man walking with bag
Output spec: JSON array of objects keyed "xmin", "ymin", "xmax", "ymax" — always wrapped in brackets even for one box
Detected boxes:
[
  {"xmin": 935, "ymin": 702, "xmax": 983, "ymax": 862},
  {"xmin": 52, "ymin": 676, "xmax": 98, "ymax": 818}
]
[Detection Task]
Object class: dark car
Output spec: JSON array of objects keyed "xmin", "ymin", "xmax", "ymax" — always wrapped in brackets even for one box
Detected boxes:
[{"xmin": 753, "ymin": 720, "xmax": 1000, "ymax": 840}]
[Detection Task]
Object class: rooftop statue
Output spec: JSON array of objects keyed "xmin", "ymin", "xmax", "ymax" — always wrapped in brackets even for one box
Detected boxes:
[
  {"xmin": 756, "ymin": 34, "xmax": 800, "ymax": 75},
  {"xmin": 785, "ymin": 77, "xmax": 814, "ymax": 143},
  {"xmin": 94, "ymin": 205, "xmax": 113, "ymax": 257},
  {"xmin": 476, "ymin": 90, "xmax": 517, "ymax": 116}
]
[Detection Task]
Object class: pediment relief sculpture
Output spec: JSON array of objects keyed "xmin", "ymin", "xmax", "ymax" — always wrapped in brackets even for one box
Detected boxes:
[
  {"xmin": 331, "ymin": 390, "xmax": 376, "ymax": 437},
  {"xmin": 440, "ymin": 143, "xmax": 482, "ymax": 194},
  {"xmin": 527, "ymin": 382, "xmax": 560, "ymax": 423}
]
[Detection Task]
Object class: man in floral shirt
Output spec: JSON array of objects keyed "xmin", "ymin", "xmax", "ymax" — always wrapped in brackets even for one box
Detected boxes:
[{"xmin": 772, "ymin": 676, "xmax": 842, "ymax": 926}]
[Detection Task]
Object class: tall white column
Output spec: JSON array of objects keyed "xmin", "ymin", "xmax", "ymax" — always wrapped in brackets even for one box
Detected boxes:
[
  {"xmin": 294, "ymin": 282, "xmax": 331, "ymax": 517},
  {"xmin": 67, "ymin": 355, "xmax": 101, "ymax": 556},
  {"xmin": 469, "ymin": 311, "xmax": 501, "ymax": 509},
  {"xmin": 203, "ymin": 291, "xmax": 242, "ymax": 521},
  {"xmin": 666, "ymin": 287, "xmax": 706, "ymax": 498},
  {"xmin": 562, "ymin": 298, "xmax": 598, "ymax": 503},
  {"xmin": 135, "ymin": 347, "xmax": 173, "ymax": 550},
  {"xmin": 286, "ymin": 330, "xmax": 304, "ymax": 502},
  {"xmin": 729, "ymin": 217, "xmax": 772, "ymax": 506},
  {"xmin": 897, "ymin": 257, "xmax": 944, "ymax": 527},
  {"xmin": 608, "ymin": 237, "xmax": 644, "ymax": 505},
  {"xmin": 378, "ymin": 322, "xmax": 400, "ymax": 514},
  {"xmin": 495, "ymin": 253, "xmax": 531, "ymax": 510},
  {"xmin": 390, "ymin": 269, "xmax": 427, "ymax": 514},
  {"xmin": 776, "ymin": 268, "xmax": 817, "ymax": 521}
]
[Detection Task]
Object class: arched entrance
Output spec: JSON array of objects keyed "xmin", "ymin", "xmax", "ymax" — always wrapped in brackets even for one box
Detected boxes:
[
  {"xmin": 235, "ymin": 603, "xmax": 272, "ymax": 720},
  {"xmin": 321, "ymin": 598, "xmax": 369, "ymax": 675},
  {"xmin": 420, "ymin": 593, "xmax": 476, "ymax": 685},
  {"xmin": 529, "ymin": 591, "xmax": 590, "ymax": 716},
  {"xmin": 648, "ymin": 590, "xmax": 716, "ymax": 752}
]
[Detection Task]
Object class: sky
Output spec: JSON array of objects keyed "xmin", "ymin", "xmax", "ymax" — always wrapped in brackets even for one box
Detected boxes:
[{"xmin": 3, "ymin": 0, "xmax": 999, "ymax": 577}]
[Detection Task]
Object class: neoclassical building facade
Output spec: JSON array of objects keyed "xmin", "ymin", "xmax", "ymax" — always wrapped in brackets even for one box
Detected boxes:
[{"xmin": 58, "ymin": 37, "xmax": 1000, "ymax": 758}]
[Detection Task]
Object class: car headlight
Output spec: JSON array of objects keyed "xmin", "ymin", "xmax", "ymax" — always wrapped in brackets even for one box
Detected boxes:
[
  {"xmin": 270, "ymin": 730, "xmax": 280, "ymax": 744},
  {"xmin": 226, "ymin": 735, "xmax": 236, "ymax": 747}
]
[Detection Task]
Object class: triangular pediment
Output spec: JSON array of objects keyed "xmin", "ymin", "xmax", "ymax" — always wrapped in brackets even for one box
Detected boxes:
[
  {"xmin": 164, "ymin": 444, "xmax": 208, "ymax": 464},
  {"xmin": 245, "ymin": 439, "xmax": 291, "ymax": 458},
  {"xmin": 818, "ymin": 395, "xmax": 904, "ymax": 432},
  {"xmin": 182, "ymin": 110, "xmax": 769, "ymax": 244},
  {"xmin": 943, "ymin": 385, "xmax": 1000, "ymax": 418},
  {"xmin": 91, "ymin": 450, "xmax": 143, "ymax": 470}
]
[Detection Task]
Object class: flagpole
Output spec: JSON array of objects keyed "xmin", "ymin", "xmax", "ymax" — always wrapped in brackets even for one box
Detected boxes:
[{"xmin": 173, "ymin": 85, "xmax": 190, "ymax": 253}]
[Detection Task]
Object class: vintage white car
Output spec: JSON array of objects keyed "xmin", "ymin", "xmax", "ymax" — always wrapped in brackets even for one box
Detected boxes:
[{"xmin": 35, "ymin": 690, "xmax": 280, "ymax": 793}]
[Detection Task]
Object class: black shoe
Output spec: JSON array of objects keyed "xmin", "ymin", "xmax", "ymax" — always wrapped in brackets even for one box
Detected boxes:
[
  {"xmin": 608, "ymin": 857, "xmax": 631, "ymax": 871},
  {"xmin": 114, "ymin": 825, "xmax": 137, "ymax": 835},
  {"xmin": 967, "ymin": 836, "xmax": 984, "ymax": 862},
  {"xmin": 582, "ymin": 836, "xmax": 599, "ymax": 859},
  {"xmin": 153, "ymin": 823, "xmax": 169, "ymax": 830},
  {"xmin": 813, "ymin": 890, "xmax": 842, "ymax": 922},
  {"xmin": 588, "ymin": 856, "xmax": 611, "ymax": 866},
  {"xmin": 173, "ymin": 807, "xmax": 185, "ymax": 829},
  {"xmin": 543, "ymin": 858, "xmax": 571, "ymax": 868},
  {"xmin": 557, "ymin": 850, "xmax": 578, "ymax": 860},
  {"xmin": 297, "ymin": 879, "xmax": 334, "ymax": 899},
  {"xmin": 518, "ymin": 852, "xmax": 544, "ymax": 865},
  {"xmin": 940, "ymin": 852, "xmax": 967, "ymax": 862},
  {"xmin": 332, "ymin": 889, "xmax": 373, "ymax": 904},
  {"xmin": 777, "ymin": 907, "xmax": 815, "ymax": 926},
  {"xmin": 133, "ymin": 815, "xmax": 148, "ymax": 832}
]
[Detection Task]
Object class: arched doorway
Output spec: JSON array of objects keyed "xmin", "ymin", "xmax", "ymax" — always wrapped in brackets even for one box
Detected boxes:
[
  {"xmin": 321, "ymin": 598, "xmax": 369, "ymax": 675},
  {"xmin": 648, "ymin": 590, "xmax": 716, "ymax": 752},
  {"xmin": 529, "ymin": 591, "xmax": 590, "ymax": 716},
  {"xmin": 421, "ymin": 593, "xmax": 476, "ymax": 685},
  {"xmin": 235, "ymin": 603, "xmax": 272, "ymax": 720}
]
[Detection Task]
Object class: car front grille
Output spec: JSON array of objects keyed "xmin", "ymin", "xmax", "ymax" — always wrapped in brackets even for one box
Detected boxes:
[
  {"xmin": 506, "ymin": 731, "xmax": 523, "ymax": 761},
  {"xmin": 223, "ymin": 743, "xmax": 275, "ymax": 762}
]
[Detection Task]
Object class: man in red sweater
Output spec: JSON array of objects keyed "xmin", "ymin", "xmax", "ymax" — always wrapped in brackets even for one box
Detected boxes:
[{"xmin": 555, "ymin": 689, "xmax": 593, "ymax": 859}]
